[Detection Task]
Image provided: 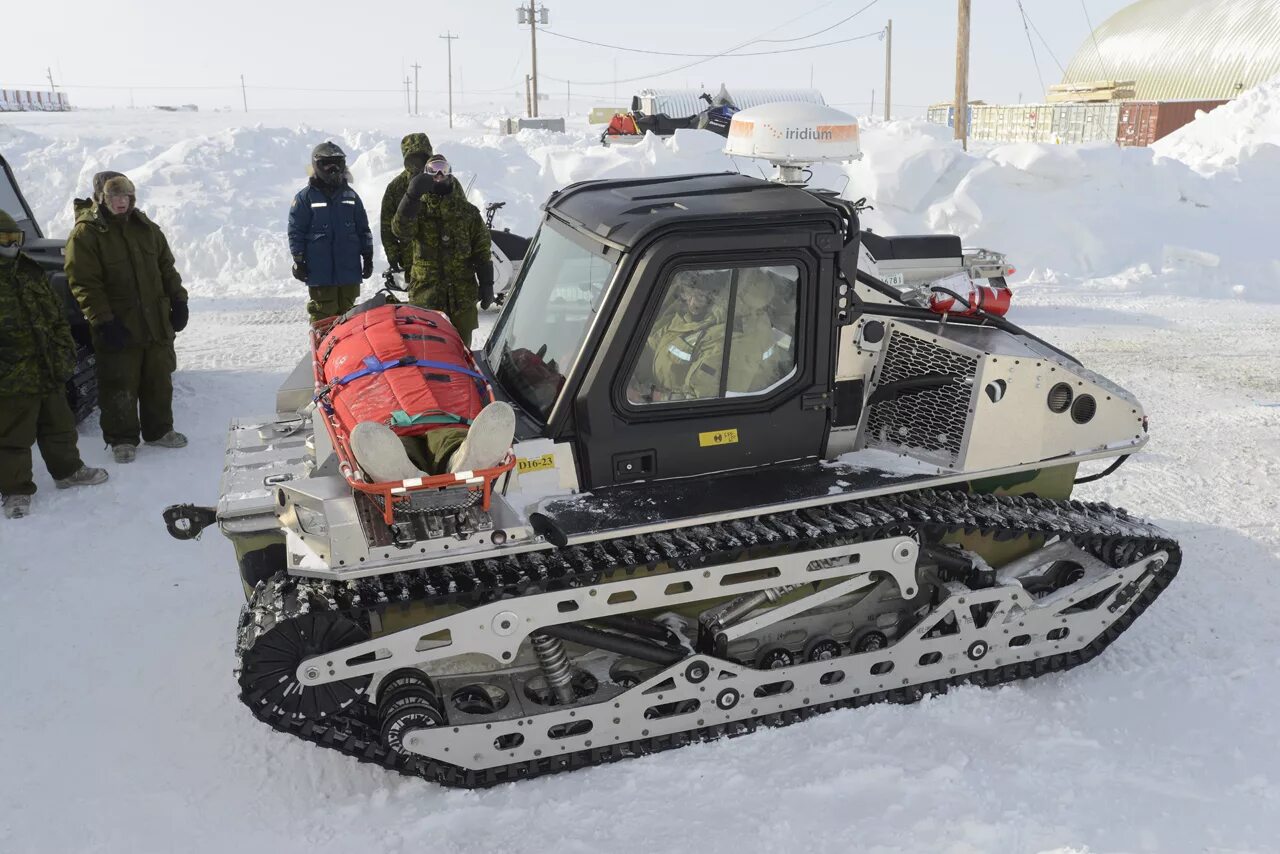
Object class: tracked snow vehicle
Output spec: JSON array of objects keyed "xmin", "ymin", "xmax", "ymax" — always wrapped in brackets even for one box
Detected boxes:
[{"xmin": 166, "ymin": 108, "xmax": 1179, "ymax": 788}]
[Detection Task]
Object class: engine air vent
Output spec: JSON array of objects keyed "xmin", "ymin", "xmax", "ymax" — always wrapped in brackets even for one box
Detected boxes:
[
  {"xmin": 1071, "ymin": 394, "xmax": 1097, "ymax": 424},
  {"xmin": 1047, "ymin": 383, "xmax": 1073, "ymax": 413}
]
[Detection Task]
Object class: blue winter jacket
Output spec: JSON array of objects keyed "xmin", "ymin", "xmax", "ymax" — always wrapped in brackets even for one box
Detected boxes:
[{"xmin": 287, "ymin": 180, "xmax": 374, "ymax": 287}]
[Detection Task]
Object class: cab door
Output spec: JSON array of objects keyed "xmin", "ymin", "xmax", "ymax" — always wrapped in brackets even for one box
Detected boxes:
[{"xmin": 571, "ymin": 228, "xmax": 837, "ymax": 489}]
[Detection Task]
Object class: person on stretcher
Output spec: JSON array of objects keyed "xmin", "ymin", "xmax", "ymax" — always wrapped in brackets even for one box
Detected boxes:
[
  {"xmin": 317, "ymin": 301, "xmax": 516, "ymax": 484},
  {"xmin": 348, "ymin": 400, "xmax": 514, "ymax": 483}
]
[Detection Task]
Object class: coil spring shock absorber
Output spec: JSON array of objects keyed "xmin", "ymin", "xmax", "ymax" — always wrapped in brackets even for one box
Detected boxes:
[{"xmin": 531, "ymin": 632, "xmax": 577, "ymax": 705}]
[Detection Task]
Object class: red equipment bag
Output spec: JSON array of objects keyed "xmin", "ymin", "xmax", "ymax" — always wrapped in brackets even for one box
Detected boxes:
[
  {"xmin": 604, "ymin": 112, "xmax": 640, "ymax": 137},
  {"xmin": 316, "ymin": 304, "xmax": 490, "ymax": 438}
]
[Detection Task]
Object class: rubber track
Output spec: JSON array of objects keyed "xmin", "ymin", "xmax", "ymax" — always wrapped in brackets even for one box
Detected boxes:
[{"xmin": 236, "ymin": 488, "xmax": 1181, "ymax": 789}]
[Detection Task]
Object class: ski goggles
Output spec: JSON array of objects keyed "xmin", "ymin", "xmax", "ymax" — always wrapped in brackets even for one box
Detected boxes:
[
  {"xmin": 425, "ymin": 159, "xmax": 452, "ymax": 177},
  {"xmin": 0, "ymin": 231, "xmax": 24, "ymax": 248},
  {"xmin": 315, "ymin": 156, "xmax": 346, "ymax": 171}
]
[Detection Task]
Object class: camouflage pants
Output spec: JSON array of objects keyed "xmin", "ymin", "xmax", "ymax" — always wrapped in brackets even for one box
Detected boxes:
[
  {"xmin": 95, "ymin": 340, "xmax": 176, "ymax": 446},
  {"xmin": 307, "ymin": 285, "xmax": 361, "ymax": 324},
  {"xmin": 0, "ymin": 391, "xmax": 84, "ymax": 496},
  {"xmin": 408, "ymin": 282, "xmax": 478, "ymax": 348},
  {"xmin": 399, "ymin": 427, "xmax": 468, "ymax": 476}
]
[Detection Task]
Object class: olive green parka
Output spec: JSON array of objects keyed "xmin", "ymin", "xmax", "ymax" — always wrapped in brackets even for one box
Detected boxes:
[
  {"xmin": 391, "ymin": 178, "xmax": 490, "ymax": 342},
  {"xmin": 0, "ymin": 252, "xmax": 77, "ymax": 396},
  {"xmin": 64, "ymin": 199, "xmax": 187, "ymax": 345},
  {"xmin": 380, "ymin": 133, "xmax": 434, "ymax": 271}
]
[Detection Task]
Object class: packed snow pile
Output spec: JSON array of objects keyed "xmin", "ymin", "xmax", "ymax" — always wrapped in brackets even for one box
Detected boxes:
[
  {"xmin": 2, "ymin": 88, "xmax": 1278, "ymax": 300},
  {"xmin": 1153, "ymin": 73, "xmax": 1280, "ymax": 175}
]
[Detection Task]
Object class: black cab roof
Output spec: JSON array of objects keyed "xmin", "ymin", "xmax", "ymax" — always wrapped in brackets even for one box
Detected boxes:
[{"xmin": 544, "ymin": 172, "xmax": 841, "ymax": 249}]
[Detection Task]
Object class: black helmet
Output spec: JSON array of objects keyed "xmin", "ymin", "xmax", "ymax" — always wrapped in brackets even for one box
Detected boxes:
[{"xmin": 311, "ymin": 141, "xmax": 347, "ymax": 187}]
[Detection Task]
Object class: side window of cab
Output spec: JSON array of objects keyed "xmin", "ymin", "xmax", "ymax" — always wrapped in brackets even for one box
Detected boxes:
[{"xmin": 626, "ymin": 264, "xmax": 800, "ymax": 406}]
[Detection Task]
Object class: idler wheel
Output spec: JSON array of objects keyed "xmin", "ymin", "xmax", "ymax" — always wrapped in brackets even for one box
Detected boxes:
[
  {"xmin": 380, "ymin": 687, "xmax": 446, "ymax": 754},
  {"xmin": 239, "ymin": 612, "xmax": 371, "ymax": 721}
]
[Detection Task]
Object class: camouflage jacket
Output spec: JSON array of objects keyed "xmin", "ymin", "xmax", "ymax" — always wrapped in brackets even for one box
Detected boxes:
[
  {"xmin": 380, "ymin": 133, "xmax": 433, "ymax": 270},
  {"xmin": 391, "ymin": 180, "xmax": 490, "ymax": 314},
  {"xmin": 0, "ymin": 252, "xmax": 77, "ymax": 396},
  {"xmin": 65, "ymin": 199, "xmax": 187, "ymax": 345}
]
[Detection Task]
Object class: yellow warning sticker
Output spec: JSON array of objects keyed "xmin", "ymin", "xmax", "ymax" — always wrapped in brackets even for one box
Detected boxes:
[
  {"xmin": 517, "ymin": 453, "xmax": 556, "ymax": 474},
  {"xmin": 698, "ymin": 429, "xmax": 739, "ymax": 448}
]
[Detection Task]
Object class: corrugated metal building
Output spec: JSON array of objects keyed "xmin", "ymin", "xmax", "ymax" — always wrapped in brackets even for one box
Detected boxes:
[
  {"xmin": 1062, "ymin": 0, "xmax": 1280, "ymax": 100},
  {"xmin": 631, "ymin": 88, "xmax": 825, "ymax": 119}
]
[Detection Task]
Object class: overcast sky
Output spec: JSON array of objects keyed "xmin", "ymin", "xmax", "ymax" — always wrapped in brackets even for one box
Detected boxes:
[{"xmin": 4, "ymin": 0, "xmax": 1133, "ymax": 115}]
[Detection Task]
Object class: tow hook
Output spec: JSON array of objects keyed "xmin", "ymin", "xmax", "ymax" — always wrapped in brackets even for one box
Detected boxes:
[{"xmin": 163, "ymin": 504, "xmax": 218, "ymax": 541}]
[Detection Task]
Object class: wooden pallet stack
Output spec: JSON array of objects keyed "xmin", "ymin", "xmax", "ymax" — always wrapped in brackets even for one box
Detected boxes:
[{"xmin": 1046, "ymin": 80, "xmax": 1137, "ymax": 104}]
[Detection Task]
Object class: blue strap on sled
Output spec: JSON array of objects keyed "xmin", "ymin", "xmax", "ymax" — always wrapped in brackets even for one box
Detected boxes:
[{"xmin": 315, "ymin": 355, "xmax": 493, "ymax": 413}]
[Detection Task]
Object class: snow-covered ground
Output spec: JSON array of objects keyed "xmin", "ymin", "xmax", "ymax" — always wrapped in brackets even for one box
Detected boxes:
[{"xmin": 2, "ymin": 83, "xmax": 1279, "ymax": 853}]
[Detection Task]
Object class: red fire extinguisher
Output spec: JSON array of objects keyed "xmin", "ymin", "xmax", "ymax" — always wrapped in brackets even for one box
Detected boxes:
[{"xmin": 928, "ymin": 282, "xmax": 1012, "ymax": 317}]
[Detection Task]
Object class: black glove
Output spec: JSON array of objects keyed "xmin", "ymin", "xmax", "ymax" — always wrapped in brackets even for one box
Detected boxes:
[
  {"xmin": 477, "ymin": 263, "xmax": 496, "ymax": 310},
  {"xmin": 396, "ymin": 173, "xmax": 435, "ymax": 224},
  {"xmin": 95, "ymin": 318, "xmax": 131, "ymax": 351},
  {"xmin": 361, "ymin": 254, "xmax": 374, "ymax": 280},
  {"xmin": 291, "ymin": 256, "xmax": 308, "ymax": 283},
  {"xmin": 406, "ymin": 172, "xmax": 434, "ymax": 200},
  {"xmin": 170, "ymin": 300, "xmax": 189, "ymax": 333}
]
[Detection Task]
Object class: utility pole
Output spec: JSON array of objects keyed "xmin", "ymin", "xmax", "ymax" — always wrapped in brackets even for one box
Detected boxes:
[
  {"xmin": 240, "ymin": 74, "xmax": 248, "ymax": 112},
  {"xmin": 518, "ymin": 2, "xmax": 549, "ymax": 118},
  {"xmin": 884, "ymin": 19, "xmax": 893, "ymax": 122},
  {"xmin": 438, "ymin": 33, "xmax": 458, "ymax": 127},
  {"xmin": 566, "ymin": 80, "xmax": 570, "ymax": 116},
  {"xmin": 955, "ymin": 0, "xmax": 971, "ymax": 150},
  {"xmin": 404, "ymin": 76, "xmax": 412, "ymax": 115},
  {"xmin": 411, "ymin": 60, "xmax": 422, "ymax": 116},
  {"xmin": 525, "ymin": 74, "xmax": 532, "ymax": 118},
  {"xmin": 870, "ymin": 89, "xmax": 875, "ymax": 118}
]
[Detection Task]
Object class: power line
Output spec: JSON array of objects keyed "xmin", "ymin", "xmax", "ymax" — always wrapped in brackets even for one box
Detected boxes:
[
  {"xmin": 539, "ymin": 0, "xmax": 879, "ymax": 57},
  {"xmin": 1015, "ymin": 0, "xmax": 1046, "ymax": 97},
  {"xmin": 755, "ymin": 0, "xmax": 880, "ymax": 43},
  {"xmin": 541, "ymin": 26, "xmax": 883, "ymax": 58},
  {"xmin": 1080, "ymin": 0, "xmax": 1112, "ymax": 79},
  {"xmin": 562, "ymin": 0, "xmax": 873, "ymax": 90},
  {"xmin": 544, "ymin": 29, "xmax": 884, "ymax": 86},
  {"xmin": 1020, "ymin": 7, "xmax": 1067, "ymax": 75}
]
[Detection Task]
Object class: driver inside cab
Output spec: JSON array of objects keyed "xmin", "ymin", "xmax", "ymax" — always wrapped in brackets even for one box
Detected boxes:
[{"xmin": 629, "ymin": 268, "xmax": 788, "ymax": 404}]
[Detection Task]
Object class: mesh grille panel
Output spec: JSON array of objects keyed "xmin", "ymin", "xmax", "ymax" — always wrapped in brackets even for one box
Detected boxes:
[{"xmin": 863, "ymin": 330, "xmax": 978, "ymax": 464}]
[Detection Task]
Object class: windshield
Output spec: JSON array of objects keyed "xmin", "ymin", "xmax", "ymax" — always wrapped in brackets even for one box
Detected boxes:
[
  {"xmin": 486, "ymin": 222, "xmax": 615, "ymax": 422},
  {"xmin": 0, "ymin": 163, "xmax": 38, "ymax": 241}
]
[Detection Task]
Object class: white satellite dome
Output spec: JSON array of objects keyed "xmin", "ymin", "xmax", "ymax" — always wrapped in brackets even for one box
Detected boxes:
[{"xmin": 724, "ymin": 102, "xmax": 861, "ymax": 184}]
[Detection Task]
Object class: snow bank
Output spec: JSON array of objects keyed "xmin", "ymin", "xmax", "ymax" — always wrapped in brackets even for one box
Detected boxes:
[
  {"xmin": 1153, "ymin": 73, "xmax": 1280, "ymax": 175},
  {"xmin": 2, "ymin": 92, "xmax": 1277, "ymax": 300}
]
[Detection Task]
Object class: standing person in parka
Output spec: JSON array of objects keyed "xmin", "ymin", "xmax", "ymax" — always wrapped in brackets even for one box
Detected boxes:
[
  {"xmin": 380, "ymin": 133, "xmax": 433, "ymax": 278},
  {"xmin": 65, "ymin": 172, "xmax": 189, "ymax": 464},
  {"xmin": 391, "ymin": 154, "xmax": 493, "ymax": 346},
  {"xmin": 0, "ymin": 209, "xmax": 108, "ymax": 518},
  {"xmin": 288, "ymin": 142, "xmax": 374, "ymax": 323}
]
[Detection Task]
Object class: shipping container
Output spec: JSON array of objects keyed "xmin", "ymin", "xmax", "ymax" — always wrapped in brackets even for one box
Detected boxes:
[{"xmin": 1116, "ymin": 99, "xmax": 1228, "ymax": 146}]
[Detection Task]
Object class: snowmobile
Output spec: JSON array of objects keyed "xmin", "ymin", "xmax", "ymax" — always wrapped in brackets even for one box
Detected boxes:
[
  {"xmin": 165, "ymin": 104, "xmax": 1180, "ymax": 789},
  {"xmin": 0, "ymin": 152, "xmax": 97, "ymax": 421},
  {"xmin": 485, "ymin": 201, "xmax": 530, "ymax": 305},
  {"xmin": 601, "ymin": 86, "xmax": 739, "ymax": 146},
  {"xmin": 694, "ymin": 85, "xmax": 740, "ymax": 136}
]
